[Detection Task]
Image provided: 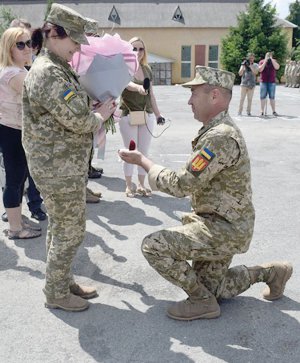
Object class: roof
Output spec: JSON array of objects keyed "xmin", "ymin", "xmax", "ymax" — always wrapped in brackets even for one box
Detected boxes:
[
  {"xmin": 4, "ymin": 1, "xmax": 296, "ymax": 30},
  {"xmin": 275, "ymin": 17, "xmax": 298, "ymax": 28},
  {"xmin": 148, "ymin": 53, "xmax": 174, "ymax": 63},
  {"xmin": 6, "ymin": 1, "xmax": 249, "ymax": 28}
]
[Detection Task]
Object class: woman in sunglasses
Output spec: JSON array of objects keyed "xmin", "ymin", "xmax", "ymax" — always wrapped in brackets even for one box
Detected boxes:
[
  {"xmin": 119, "ymin": 37, "xmax": 164, "ymax": 198},
  {"xmin": 0, "ymin": 27, "xmax": 41, "ymax": 240},
  {"xmin": 22, "ymin": 3, "xmax": 115, "ymax": 312}
]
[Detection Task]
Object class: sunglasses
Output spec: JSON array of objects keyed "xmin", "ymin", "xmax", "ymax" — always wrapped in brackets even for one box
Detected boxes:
[
  {"xmin": 133, "ymin": 47, "xmax": 144, "ymax": 52},
  {"xmin": 16, "ymin": 40, "xmax": 32, "ymax": 50}
]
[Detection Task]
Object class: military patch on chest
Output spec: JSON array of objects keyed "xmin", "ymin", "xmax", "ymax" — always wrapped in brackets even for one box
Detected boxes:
[
  {"xmin": 62, "ymin": 88, "xmax": 76, "ymax": 103},
  {"xmin": 191, "ymin": 147, "xmax": 215, "ymax": 172}
]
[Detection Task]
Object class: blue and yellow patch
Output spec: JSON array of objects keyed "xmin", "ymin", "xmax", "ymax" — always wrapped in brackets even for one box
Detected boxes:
[
  {"xmin": 191, "ymin": 147, "xmax": 215, "ymax": 172},
  {"xmin": 63, "ymin": 88, "xmax": 76, "ymax": 102},
  {"xmin": 200, "ymin": 147, "xmax": 215, "ymax": 161}
]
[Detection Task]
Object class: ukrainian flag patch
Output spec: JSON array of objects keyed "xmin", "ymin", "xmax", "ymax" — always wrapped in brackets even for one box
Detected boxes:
[
  {"xmin": 191, "ymin": 147, "xmax": 215, "ymax": 173},
  {"xmin": 200, "ymin": 147, "xmax": 215, "ymax": 161},
  {"xmin": 63, "ymin": 88, "xmax": 76, "ymax": 102}
]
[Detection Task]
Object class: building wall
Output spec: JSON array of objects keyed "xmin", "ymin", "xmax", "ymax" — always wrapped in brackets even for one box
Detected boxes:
[
  {"xmin": 4, "ymin": 2, "xmax": 294, "ymax": 84},
  {"xmin": 102, "ymin": 27, "xmax": 228, "ymax": 84}
]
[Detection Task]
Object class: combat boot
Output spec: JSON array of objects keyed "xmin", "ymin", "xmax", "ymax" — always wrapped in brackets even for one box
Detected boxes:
[
  {"xmin": 70, "ymin": 283, "xmax": 98, "ymax": 299},
  {"xmin": 261, "ymin": 262, "xmax": 293, "ymax": 300},
  {"xmin": 86, "ymin": 187, "xmax": 100, "ymax": 203},
  {"xmin": 248, "ymin": 261, "xmax": 293, "ymax": 301},
  {"xmin": 167, "ymin": 295, "xmax": 220, "ymax": 321},
  {"xmin": 86, "ymin": 187, "xmax": 102, "ymax": 198},
  {"xmin": 45, "ymin": 293, "xmax": 89, "ymax": 311}
]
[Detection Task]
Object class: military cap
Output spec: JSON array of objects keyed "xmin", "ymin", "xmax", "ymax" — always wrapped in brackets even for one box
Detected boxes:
[
  {"xmin": 85, "ymin": 17, "xmax": 99, "ymax": 35},
  {"xmin": 47, "ymin": 3, "xmax": 97, "ymax": 45},
  {"xmin": 182, "ymin": 66, "xmax": 235, "ymax": 90}
]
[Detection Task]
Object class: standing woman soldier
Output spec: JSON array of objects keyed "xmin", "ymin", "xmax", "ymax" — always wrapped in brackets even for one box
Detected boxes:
[{"xmin": 22, "ymin": 3, "xmax": 116, "ymax": 311}]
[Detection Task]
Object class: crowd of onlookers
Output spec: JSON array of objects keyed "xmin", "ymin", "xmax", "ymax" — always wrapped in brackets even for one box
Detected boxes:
[{"xmin": 284, "ymin": 60, "xmax": 300, "ymax": 88}]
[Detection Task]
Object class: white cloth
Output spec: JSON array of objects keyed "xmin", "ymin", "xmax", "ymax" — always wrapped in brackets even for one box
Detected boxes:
[{"xmin": 119, "ymin": 113, "xmax": 155, "ymax": 176}]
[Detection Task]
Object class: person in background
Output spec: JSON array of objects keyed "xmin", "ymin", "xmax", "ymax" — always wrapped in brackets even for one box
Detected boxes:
[
  {"xmin": 0, "ymin": 27, "xmax": 41, "ymax": 239},
  {"xmin": 22, "ymin": 3, "xmax": 116, "ymax": 311},
  {"xmin": 119, "ymin": 36, "xmax": 164, "ymax": 198},
  {"xmin": 259, "ymin": 51, "xmax": 280, "ymax": 116},
  {"xmin": 119, "ymin": 66, "xmax": 293, "ymax": 321},
  {"xmin": 238, "ymin": 52, "xmax": 258, "ymax": 116},
  {"xmin": 5, "ymin": 18, "xmax": 47, "ymax": 222}
]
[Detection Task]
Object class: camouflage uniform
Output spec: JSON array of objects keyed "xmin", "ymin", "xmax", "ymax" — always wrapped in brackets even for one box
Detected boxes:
[
  {"xmin": 142, "ymin": 66, "xmax": 256, "ymax": 300},
  {"xmin": 22, "ymin": 8, "xmax": 101, "ymax": 299}
]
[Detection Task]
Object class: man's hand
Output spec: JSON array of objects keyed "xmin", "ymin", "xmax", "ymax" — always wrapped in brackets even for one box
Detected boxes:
[
  {"xmin": 118, "ymin": 149, "xmax": 143, "ymax": 165},
  {"xmin": 118, "ymin": 149, "xmax": 154, "ymax": 172}
]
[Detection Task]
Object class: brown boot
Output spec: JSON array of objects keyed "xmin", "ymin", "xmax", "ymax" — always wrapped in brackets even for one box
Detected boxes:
[
  {"xmin": 261, "ymin": 262, "xmax": 293, "ymax": 301},
  {"xmin": 86, "ymin": 188, "xmax": 100, "ymax": 203},
  {"xmin": 167, "ymin": 295, "xmax": 220, "ymax": 321},
  {"xmin": 86, "ymin": 187, "xmax": 102, "ymax": 198},
  {"xmin": 45, "ymin": 293, "xmax": 89, "ymax": 311},
  {"xmin": 70, "ymin": 283, "xmax": 98, "ymax": 299}
]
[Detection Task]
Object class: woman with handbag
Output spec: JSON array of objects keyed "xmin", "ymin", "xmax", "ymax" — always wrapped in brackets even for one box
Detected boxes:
[{"xmin": 119, "ymin": 37, "xmax": 163, "ymax": 197}]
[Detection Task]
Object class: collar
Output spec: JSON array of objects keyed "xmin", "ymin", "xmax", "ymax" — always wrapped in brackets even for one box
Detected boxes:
[
  {"xmin": 40, "ymin": 48, "xmax": 79, "ymax": 79},
  {"xmin": 191, "ymin": 110, "xmax": 228, "ymax": 149}
]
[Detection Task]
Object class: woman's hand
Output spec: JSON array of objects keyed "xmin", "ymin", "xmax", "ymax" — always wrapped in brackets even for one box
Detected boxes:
[
  {"xmin": 94, "ymin": 98, "xmax": 117, "ymax": 121},
  {"xmin": 137, "ymin": 84, "xmax": 148, "ymax": 95}
]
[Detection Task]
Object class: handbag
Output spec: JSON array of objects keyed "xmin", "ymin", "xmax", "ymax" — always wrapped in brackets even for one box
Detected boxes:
[
  {"xmin": 129, "ymin": 110, "xmax": 146, "ymax": 126},
  {"xmin": 122, "ymin": 97, "xmax": 147, "ymax": 126}
]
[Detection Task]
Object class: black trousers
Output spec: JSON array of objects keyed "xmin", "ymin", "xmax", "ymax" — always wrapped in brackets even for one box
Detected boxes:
[{"xmin": 0, "ymin": 124, "xmax": 28, "ymax": 208}]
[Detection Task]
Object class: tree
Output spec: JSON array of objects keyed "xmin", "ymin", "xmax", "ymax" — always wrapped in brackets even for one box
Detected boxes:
[
  {"xmin": 286, "ymin": 0, "xmax": 300, "ymax": 47},
  {"xmin": 0, "ymin": 6, "xmax": 15, "ymax": 37},
  {"xmin": 221, "ymin": 0, "xmax": 288, "ymax": 82}
]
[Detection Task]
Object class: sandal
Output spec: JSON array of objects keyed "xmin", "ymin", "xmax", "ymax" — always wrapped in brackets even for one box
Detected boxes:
[
  {"xmin": 136, "ymin": 188, "xmax": 152, "ymax": 197},
  {"xmin": 21, "ymin": 216, "xmax": 42, "ymax": 231},
  {"xmin": 5, "ymin": 227, "xmax": 42, "ymax": 240},
  {"xmin": 125, "ymin": 187, "xmax": 136, "ymax": 198}
]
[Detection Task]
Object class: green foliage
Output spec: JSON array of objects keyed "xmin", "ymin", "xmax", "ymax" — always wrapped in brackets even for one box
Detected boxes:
[
  {"xmin": 0, "ymin": 6, "xmax": 15, "ymax": 37},
  {"xmin": 286, "ymin": 0, "xmax": 300, "ymax": 47},
  {"xmin": 293, "ymin": 39, "xmax": 300, "ymax": 60},
  {"xmin": 221, "ymin": 0, "xmax": 288, "ymax": 83}
]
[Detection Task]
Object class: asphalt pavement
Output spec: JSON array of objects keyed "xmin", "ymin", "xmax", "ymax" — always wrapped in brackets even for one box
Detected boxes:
[{"xmin": 0, "ymin": 85, "xmax": 300, "ymax": 363}]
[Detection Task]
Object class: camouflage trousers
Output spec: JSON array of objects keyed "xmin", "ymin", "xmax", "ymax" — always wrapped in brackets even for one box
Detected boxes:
[
  {"xmin": 34, "ymin": 176, "xmax": 86, "ymax": 299},
  {"xmin": 142, "ymin": 213, "xmax": 253, "ymax": 299}
]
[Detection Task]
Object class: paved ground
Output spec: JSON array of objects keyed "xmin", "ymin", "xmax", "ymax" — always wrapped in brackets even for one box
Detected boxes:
[{"xmin": 0, "ymin": 85, "xmax": 300, "ymax": 363}]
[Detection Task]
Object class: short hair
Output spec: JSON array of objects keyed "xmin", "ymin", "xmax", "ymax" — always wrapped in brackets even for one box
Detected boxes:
[
  {"xmin": 10, "ymin": 18, "xmax": 32, "ymax": 30},
  {"xmin": 202, "ymin": 84, "xmax": 232, "ymax": 102},
  {"xmin": 0, "ymin": 27, "xmax": 31, "ymax": 67},
  {"xmin": 247, "ymin": 52, "xmax": 255, "ymax": 58},
  {"xmin": 129, "ymin": 36, "xmax": 148, "ymax": 66}
]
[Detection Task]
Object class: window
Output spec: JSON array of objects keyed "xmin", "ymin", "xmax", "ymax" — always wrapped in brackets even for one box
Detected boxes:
[
  {"xmin": 208, "ymin": 45, "xmax": 219, "ymax": 68},
  {"xmin": 181, "ymin": 46, "xmax": 191, "ymax": 78}
]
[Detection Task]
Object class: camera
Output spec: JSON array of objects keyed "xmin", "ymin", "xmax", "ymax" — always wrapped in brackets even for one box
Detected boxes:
[
  {"xmin": 157, "ymin": 116, "xmax": 165, "ymax": 125},
  {"xmin": 267, "ymin": 58, "xmax": 272, "ymax": 65},
  {"xmin": 242, "ymin": 59, "xmax": 250, "ymax": 67}
]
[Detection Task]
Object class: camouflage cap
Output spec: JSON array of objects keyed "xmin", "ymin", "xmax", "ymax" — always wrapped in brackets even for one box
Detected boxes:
[
  {"xmin": 182, "ymin": 66, "xmax": 235, "ymax": 90},
  {"xmin": 47, "ymin": 3, "xmax": 96, "ymax": 45},
  {"xmin": 85, "ymin": 17, "xmax": 99, "ymax": 35}
]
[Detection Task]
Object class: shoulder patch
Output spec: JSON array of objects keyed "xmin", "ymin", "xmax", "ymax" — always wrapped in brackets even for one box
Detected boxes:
[
  {"xmin": 63, "ymin": 88, "xmax": 76, "ymax": 102},
  {"xmin": 191, "ymin": 147, "xmax": 215, "ymax": 173}
]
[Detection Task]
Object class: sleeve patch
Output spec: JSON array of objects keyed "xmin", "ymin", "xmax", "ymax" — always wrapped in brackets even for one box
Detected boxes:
[
  {"xmin": 191, "ymin": 155, "xmax": 209, "ymax": 171},
  {"xmin": 200, "ymin": 147, "xmax": 215, "ymax": 161},
  {"xmin": 191, "ymin": 147, "xmax": 215, "ymax": 172},
  {"xmin": 63, "ymin": 88, "xmax": 76, "ymax": 102}
]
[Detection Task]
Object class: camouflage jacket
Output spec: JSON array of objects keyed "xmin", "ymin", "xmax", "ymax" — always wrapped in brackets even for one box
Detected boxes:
[
  {"xmin": 22, "ymin": 48, "xmax": 101, "ymax": 180},
  {"xmin": 148, "ymin": 111, "xmax": 255, "ymax": 227}
]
